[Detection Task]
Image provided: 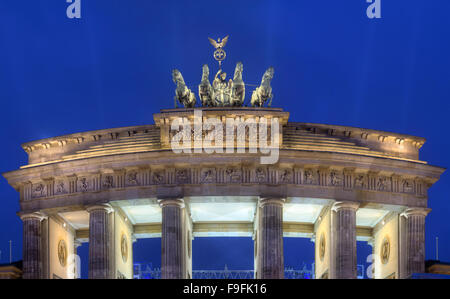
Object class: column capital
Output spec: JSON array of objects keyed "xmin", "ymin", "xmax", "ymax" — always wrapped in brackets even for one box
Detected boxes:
[
  {"xmin": 158, "ymin": 198, "xmax": 185, "ymax": 208},
  {"xmin": 19, "ymin": 212, "xmax": 47, "ymax": 222},
  {"xmin": 132, "ymin": 234, "xmax": 138, "ymax": 243},
  {"xmin": 259, "ymin": 197, "xmax": 285, "ymax": 207},
  {"xmin": 332, "ymin": 201, "xmax": 360, "ymax": 212},
  {"xmin": 86, "ymin": 204, "xmax": 114, "ymax": 214},
  {"xmin": 401, "ymin": 207, "xmax": 431, "ymax": 218}
]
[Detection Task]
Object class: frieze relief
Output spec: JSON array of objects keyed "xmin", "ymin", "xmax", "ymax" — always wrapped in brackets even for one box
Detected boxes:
[
  {"xmin": 402, "ymin": 179, "xmax": 414, "ymax": 194},
  {"xmin": 102, "ymin": 175, "xmax": 114, "ymax": 189},
  {"xmin": 254, "ymin": 167, "xmax": 267, "ymax": 183},
  {"xmin": 176, "ymin": 169, "xmax": 190, "ymax": 184},
  {"xmin": 304, "ymin": 169, "xmax": 318, "ymax": 185},
  {"xmin": 55, "ymin": 180, "xmax": 68, "ymax": 195},
  {"xmin": 377, "ymin": 176, "xmax": 390, "ymax": 192},
  {"xmin": 279, "ymin": 169, "xmax": 293, "ymax": 184},
  {"xmin": 225, "ymin": 168, "xmax": 242, "ymax": 183},
  {"xmin": 126, "ymin": 171, "xmax": 139, "ymax": 186},
  {"xmin": 32, "ymin": 183, "xmax": 47, "ymax": 198},
  {"xmin": 152, "ymin": 170, "xmax": 165, "ymax": 185},
  {"xmin": 201, "ymin": 168, "xmax": 216, "ymax": 183},
  {"xmin": 329, "ymin": 170, "xmax": 343, "ymax": 186},
  {"xmin": 21, "ymin": 166, "xmax": 429, "ymax": 200},
  {"xmin": 354, "ymin": 174, "xmax": 366, "ymax": 189},
  {"xmin": 77, "ymin": 177, "xmax": 92, "ymax": 192}
]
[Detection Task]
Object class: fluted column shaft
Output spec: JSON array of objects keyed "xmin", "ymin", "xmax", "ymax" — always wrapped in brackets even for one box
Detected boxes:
[
  {"xmin": 88, "ymin": 204, "xmax": 113, "ymax": 279},
  {"xmin": 258, "ymin": 198, "xmax": 284, "ymax": 279},
  {"xmin": 160, "ymin": 199, "xmax": 185, "ymax": 279},
  {"xmin": 333, "ymin": 202, "xmax": 359, "ymax": 279},
  {"xmin": 403, "ymin": 208, "xmax": 429, "ymax": 276},
  {"xmin": 21, "ymin": 213, "xmax": 46, "ymax": 279}
]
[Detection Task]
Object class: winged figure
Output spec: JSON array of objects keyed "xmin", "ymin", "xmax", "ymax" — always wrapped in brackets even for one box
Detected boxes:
[{"xmin": 208, "ymin": 35, "xmax": 229, "ymax": 49}]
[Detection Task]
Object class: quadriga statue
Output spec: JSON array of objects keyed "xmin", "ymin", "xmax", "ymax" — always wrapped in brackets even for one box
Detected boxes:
[{"xmin": 172, "ymin": 63, "xmax": 274, "ymax": 108}]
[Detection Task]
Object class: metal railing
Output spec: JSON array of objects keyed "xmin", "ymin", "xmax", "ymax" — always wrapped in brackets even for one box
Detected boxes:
[
  {"xmin": 133, "ymin": 263, "xmax": 365, "ymax": 279},
  {"xmin": 134, "ymin": 263, "xmax": 316, "ymax": 279}
]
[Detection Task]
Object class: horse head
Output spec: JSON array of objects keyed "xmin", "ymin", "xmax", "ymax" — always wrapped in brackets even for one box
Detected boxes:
[
  {"xmin": 262, "ymin": 67, "xmax": 274, "ymax": 85},
  {"xmin": 172, "ymin": 69, "xmax": 184, "ymax": 86},
  {"xmin": 233, "ymin": 62, "xmax": 243, "ymax": 81},
  {"xmin": 201, "ymin": 64, "xmax": 210, "ymax": 82}
]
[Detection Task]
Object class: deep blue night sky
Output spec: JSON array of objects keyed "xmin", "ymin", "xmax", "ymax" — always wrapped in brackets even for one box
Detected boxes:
[{"xmin": 0, "ymin": 1, "xmax": 449, "ymax": 277}]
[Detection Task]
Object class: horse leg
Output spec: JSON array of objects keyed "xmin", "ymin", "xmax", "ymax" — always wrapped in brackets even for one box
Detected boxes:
[
  {"xmin": 268, "ymin": 94, "xmax": 273, "ymax": 107},
  {"xmin": 258, "ymin": 94, "xmax": 263, "ymax": 107},
  {"xmin": 190, "ymin": 93, "xmax": 196, "ymax": 108},
  {"xmin": 251, "ymin": 90, "xmax": 258, "ymax": 107}
]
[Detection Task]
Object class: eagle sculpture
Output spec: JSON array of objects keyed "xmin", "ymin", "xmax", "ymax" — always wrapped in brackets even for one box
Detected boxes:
[{"xmin": 208, "ymin": 35, "xmax": 229, "ymax": 49}]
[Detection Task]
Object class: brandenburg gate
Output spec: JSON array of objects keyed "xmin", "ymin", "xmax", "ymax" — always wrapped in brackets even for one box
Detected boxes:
[{"xmin": 2, "ymin": 40, "xmax": 445, "ymax": 279}]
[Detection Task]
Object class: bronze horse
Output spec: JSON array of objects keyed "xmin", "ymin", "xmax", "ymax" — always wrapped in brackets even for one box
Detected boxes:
[
  {"xmin": 172, "ymin": 69, "xmax": 196, "ymax": 108},
  {"xmin": 230, "ymin": 62, "xmax": 245, "ymax": 107},
  {"xmin": 198, "ymin": 64, "xmax": 215, "ymax": 107},
  {"xmin": 251, "ymin": 67, "xmax": 274, "ymax": 107}
]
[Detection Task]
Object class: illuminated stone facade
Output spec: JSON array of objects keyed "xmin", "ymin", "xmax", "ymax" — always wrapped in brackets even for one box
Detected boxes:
[{"xmin": 3, "ymin": 107, "xmax": 444, "ymax": 279}]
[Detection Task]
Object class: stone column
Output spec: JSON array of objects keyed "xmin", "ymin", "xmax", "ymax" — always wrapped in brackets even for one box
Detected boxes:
[
  {"xmin": 367, "ymin": 237, "xmax": 375, "ymax": 279},
  {"xmin": 87, "ymin": 204, "xmax": 113, "ymax": 279},
  {"xmin": 402, "ymin": 208, "xmax": 430, "ymax": 276},
  {"xmin": 72, "ymin": 240, "xmax": 82, "ymax": 279},
  {"xmin": 257, "ymin": 198, "xmax": 285, "ymax": 279},
  {"xmin": 20, "ymin": 212, "xmax": 47, "ymax": 279},
  {"xmin": 253, "ymin": 205, "xmax": 260, "ymax": 278},
  {"xmin": 332, "ymin": 201, "xmax": 360, "ymax": 279},
  {"xmin": 183, "ymin": 215, "xmax": 193, "ymax": 279},
  {"xmin": 160, "ymin": 198, "xmax": 186, "ymax": 279}
]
